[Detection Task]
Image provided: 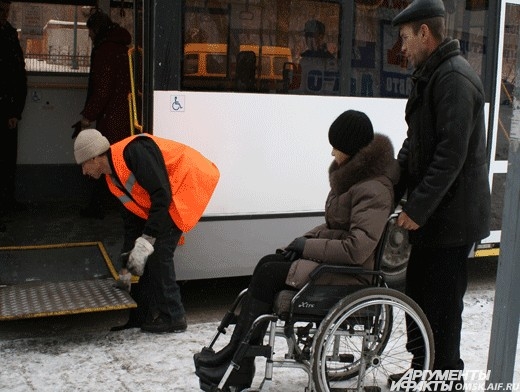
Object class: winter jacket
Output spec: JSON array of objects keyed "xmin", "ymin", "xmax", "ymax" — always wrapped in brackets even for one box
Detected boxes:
[
  {"xmin": 286, "ymin": 134, "xmax": 399, "ymax": 288},
  {"xmin": 0, "ymin": 21, "xmax": 26, "ymax": 120},
  {"xmin": 394, "ymin": 38, "xmax": 491, "ymax": 247},
  {"xmin": 82, "ymin": 25, "xmax": 132, "ymax": 144}
]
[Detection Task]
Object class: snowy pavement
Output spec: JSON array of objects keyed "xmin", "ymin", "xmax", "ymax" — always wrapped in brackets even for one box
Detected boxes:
[{"xmin": 0, "ymin": 278, "xmax": 518, "ymax": 391}]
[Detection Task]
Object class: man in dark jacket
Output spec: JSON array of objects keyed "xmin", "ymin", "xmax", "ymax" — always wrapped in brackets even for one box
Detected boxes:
[
  {"xmin": 0, "ymin": 0, "xmax": 27, "ymax": 225},
  {"xmin": 392, "ymin": 0, "xmax": 491, "ymax": 387}
]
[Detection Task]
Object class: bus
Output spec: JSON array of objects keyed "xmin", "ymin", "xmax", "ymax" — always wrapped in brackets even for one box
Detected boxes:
[{"xmin": 7, "ymin": 0, "xmax": 519, "ymax": 286}]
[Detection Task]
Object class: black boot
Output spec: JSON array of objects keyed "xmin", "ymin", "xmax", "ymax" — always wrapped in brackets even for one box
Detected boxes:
[
  {"xmin": 194, "ymin": 294, "xmax": 271, "ymax": 369},
  {"xmin": 193, "ymin": 338, "xmax": 239, "ymax": 369},
  {"xmin": 196, "ymin": 319, "xmax": 269, "ymax": 382},
  {"xmin": 197, "ymin": 357, "xmax": 256, "ymax": 391}
]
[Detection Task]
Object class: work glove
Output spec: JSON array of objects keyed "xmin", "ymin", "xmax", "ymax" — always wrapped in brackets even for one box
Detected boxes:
[
  {"xmin": 113, "ymin": 252, "xmax": 132, "ymax": 292},
  {"xmin": 283, "ymin": 237, "xmax": 307, "ymax": 261},
  {"xmin": 127, "ymin": 236, "xmax": 154, "ymax": 276}
]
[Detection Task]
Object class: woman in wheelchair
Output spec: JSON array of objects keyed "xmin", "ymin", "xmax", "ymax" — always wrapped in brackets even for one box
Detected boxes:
[{"xmin": 194, "ymin": 110, "xmax": 400, "ymax": 390}]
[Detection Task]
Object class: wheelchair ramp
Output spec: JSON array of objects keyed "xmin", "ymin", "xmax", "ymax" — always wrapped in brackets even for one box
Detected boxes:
[{"xmin": 0, "ymin": 242, "xmax": 136, "ymax": 320}]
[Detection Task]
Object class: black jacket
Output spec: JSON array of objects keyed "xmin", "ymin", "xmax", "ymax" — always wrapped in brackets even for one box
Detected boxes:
[
  {"xmin": 395, "ymin": 39, "xmax": 491, "ymax": 247},
  {"xmin": 0, "ymin": 21, "xmax": 27, "ymax": 120}
]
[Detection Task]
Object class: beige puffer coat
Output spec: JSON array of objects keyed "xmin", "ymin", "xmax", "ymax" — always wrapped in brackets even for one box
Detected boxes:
[{"xmin": 285, "ymin": 134, "xmax": 400, "ymax": 288}]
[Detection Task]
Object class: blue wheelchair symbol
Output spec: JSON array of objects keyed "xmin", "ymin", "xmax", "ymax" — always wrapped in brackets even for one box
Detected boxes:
[{"xmin": 172, "ymin": 96, "xmax": 183, "ymax": 111}]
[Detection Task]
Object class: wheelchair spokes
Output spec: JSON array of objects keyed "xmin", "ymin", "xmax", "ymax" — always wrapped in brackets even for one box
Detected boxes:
[{"xmin": 311, "ymin": 288, "xmax": 434, "ymax": 392}]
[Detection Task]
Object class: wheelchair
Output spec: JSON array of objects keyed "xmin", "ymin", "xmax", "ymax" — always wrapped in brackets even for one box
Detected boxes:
[{"xmin": 198, "ymin": 214, "xmax": 434, "ymax": 391}]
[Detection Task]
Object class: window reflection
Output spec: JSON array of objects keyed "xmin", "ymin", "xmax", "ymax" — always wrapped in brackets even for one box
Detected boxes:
[{"xmin": 182, "ymin": 0, "xmax": 490, "ymax": 98}]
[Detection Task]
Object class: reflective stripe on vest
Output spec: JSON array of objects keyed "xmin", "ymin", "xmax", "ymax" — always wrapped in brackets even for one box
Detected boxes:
[{"xmin": 106, "ymin": 134, "xmax": 220, "ymax": 232}]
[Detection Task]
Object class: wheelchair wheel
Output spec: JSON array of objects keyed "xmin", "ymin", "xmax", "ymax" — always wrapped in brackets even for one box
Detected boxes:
[
  {"xmin": 311, "ymin": 287, "xmax": 434, "ymax": 392},
  {"xmin": 323, "ymin": 303, "xmax": 393, "ymax": 383}
]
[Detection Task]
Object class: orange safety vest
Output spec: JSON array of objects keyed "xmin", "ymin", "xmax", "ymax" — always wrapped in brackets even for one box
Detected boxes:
[{"xmin": 106, "ymin": 134, "xmax": 220, "ymax": 233}]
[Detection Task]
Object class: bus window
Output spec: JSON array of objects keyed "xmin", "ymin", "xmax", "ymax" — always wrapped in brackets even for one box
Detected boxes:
[
  {"xmin": 181, "ymin": 0, "xmax": 491, "ymax": 99},
  {"xmin": 6, "ymin": 3, "xmax": 134, "ymax": 74},
  {"xmin": 182, "ymin": 0, "xmax": 339, "ymax": 94}
]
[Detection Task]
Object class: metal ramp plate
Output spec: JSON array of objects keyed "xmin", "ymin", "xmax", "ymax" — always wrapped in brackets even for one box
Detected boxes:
[
  {"xmin": 0, "ymin": 279, "xmax": 136, "ymax": 320},
  {"xmin": 0, "ymin": 242, "xmax": 136, "ymax": 320}
]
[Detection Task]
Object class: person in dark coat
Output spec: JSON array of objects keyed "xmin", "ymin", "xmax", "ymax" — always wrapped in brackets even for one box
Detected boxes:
[
  {"xmin": 77, "ymin": 9, "xmax": 132, "ymax": 219},
  {"xmin": 194, "ymin": 110, "xmax": 400, "ymax": 391},
  {"xmin": 391, "ymin": 0, "xmax": 491, "ymax": 388},
  {"xmin": 0, "ymin": 0, "xmax": 27, "ymax": 224}
]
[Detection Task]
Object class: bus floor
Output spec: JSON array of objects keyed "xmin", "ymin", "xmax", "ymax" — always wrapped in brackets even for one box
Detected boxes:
[{"xmin": 0, "ymin": 198, "xmax": 124, "ymax": 260}]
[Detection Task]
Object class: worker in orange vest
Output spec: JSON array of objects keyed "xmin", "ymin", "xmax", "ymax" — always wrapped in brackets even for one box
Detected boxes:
[{"xmin": 74, "ymin": 129, "xmax": 220, "ymax": 333}]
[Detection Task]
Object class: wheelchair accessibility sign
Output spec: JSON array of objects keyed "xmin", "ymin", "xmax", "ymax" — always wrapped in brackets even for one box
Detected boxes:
[{"xmin": 170, "ymin": 95, "xmax": 185, "ymax": 112}]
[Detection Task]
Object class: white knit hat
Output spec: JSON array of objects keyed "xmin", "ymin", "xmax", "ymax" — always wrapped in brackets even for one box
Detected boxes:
[{"xmin": 74, "ymin": 129, "xmax": 110, "ymax": 164}]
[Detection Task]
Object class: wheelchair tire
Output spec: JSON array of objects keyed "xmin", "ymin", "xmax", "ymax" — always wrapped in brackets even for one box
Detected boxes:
[{"xmin": 311, "ymin": 287, "xmax": 434, "ymax": 392}]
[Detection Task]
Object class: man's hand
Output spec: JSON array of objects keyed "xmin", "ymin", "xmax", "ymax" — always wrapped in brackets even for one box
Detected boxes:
[
  {"xmin": 127, "ymin": 236, "xmax": 154, "ymax": 276},
  {"xmin": 396, "ymin": 211, "xmax": 420, "ymax": 231}
]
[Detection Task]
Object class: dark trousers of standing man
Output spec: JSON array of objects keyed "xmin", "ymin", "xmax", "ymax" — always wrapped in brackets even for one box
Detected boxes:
[
  {"xmin": 405, "ymin": 244, "xmax": 472, "ymax": 382},
  {"xmin": 122, "ymin": 210, "xmax": 185, "ymax": 324},
  {"xmin": 0, "ymin": 123, "xmax": 18, "ymax": 213}
]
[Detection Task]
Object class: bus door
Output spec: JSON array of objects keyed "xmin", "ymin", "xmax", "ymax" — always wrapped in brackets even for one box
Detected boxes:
[{"xmin": 481, "ymin": 0, "xmax": 520, "ymax": 257}]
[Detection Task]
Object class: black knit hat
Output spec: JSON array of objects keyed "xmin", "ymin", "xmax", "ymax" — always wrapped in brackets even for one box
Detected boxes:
[
  {"xmin": 392, "ymin": 0, "xmax": 446, "ymax": 26},
  {"xmin": 328, "ymin": 110, "xmax": 374, "ymax": 157}
]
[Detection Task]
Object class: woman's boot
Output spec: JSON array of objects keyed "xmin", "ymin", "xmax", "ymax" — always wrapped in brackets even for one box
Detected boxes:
[
  {"xmin": 195, "ymin": 295, "xmax": 271, "ymax": 381},
  {"xmin": 193, "ymin": 338, "xmax": 239, "ymax": 369},
  {"xmin": 197, "ymin": 357, "xmax": 256, "ymax": 391},
  {"xmin": 193, "ymin": 295, "xmax": 247, "ymax": 368},
  {"xmin": 196, "ymin": 322, "xmax": 269, "ymax": 389},
  {"xmin": 194, "ymin": 294, "xmax": 270, "ymax": 368}
]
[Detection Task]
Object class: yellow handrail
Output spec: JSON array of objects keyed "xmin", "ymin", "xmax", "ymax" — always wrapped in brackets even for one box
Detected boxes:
[{"xmin": 128, "ymin": 46, "xmax": 144, "ymax": 134}]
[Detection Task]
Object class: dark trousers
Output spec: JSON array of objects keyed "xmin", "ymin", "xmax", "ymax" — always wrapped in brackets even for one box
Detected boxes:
[
  {"xmin": 247, "ymin": 254, "xmax": 293, "ymax": 304},
  {"xmin": 0, "ymin": 124, "xmax": 18, "ymax": 207},
  {"xmin": 122, "ymin": 211, "xmax": 185, "ymax": 323},
  {"xmin": 406, "ymin": 244, "xmax": 472, "ymax": 371}
]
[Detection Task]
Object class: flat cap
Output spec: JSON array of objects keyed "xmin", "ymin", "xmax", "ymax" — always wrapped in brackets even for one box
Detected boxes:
[{"xmin": 392, "ymin": 0, "xmax": 446, "ymax": 26}]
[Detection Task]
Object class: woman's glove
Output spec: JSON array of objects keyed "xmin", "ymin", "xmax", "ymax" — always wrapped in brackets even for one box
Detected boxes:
[
  {"xmin": 127, "ymin": 236, "xmax": 154, "ymax": 276},
  {"xmin": 283, "ymin": 237, "xmax": 307, "ymax": 261}
]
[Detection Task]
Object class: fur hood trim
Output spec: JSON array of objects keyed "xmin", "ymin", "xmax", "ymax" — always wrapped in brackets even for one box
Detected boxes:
[{"xmin": 329, "ymin": 133, "xmax": 399, "ymax": 195}]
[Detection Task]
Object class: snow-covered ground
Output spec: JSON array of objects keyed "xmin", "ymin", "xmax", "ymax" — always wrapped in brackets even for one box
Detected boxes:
[{"xmin": 0, "ymin": 281, "xmax": 518, "ymax": 391}]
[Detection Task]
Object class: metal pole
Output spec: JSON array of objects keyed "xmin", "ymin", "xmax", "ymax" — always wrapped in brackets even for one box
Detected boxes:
[
  {"xmin": 486, "ymin": 8, "xmax": 520, "ymax": 382},
  {"xmin": 72, "ymin": 6, "xmax": 78, "ymax": 70}
]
